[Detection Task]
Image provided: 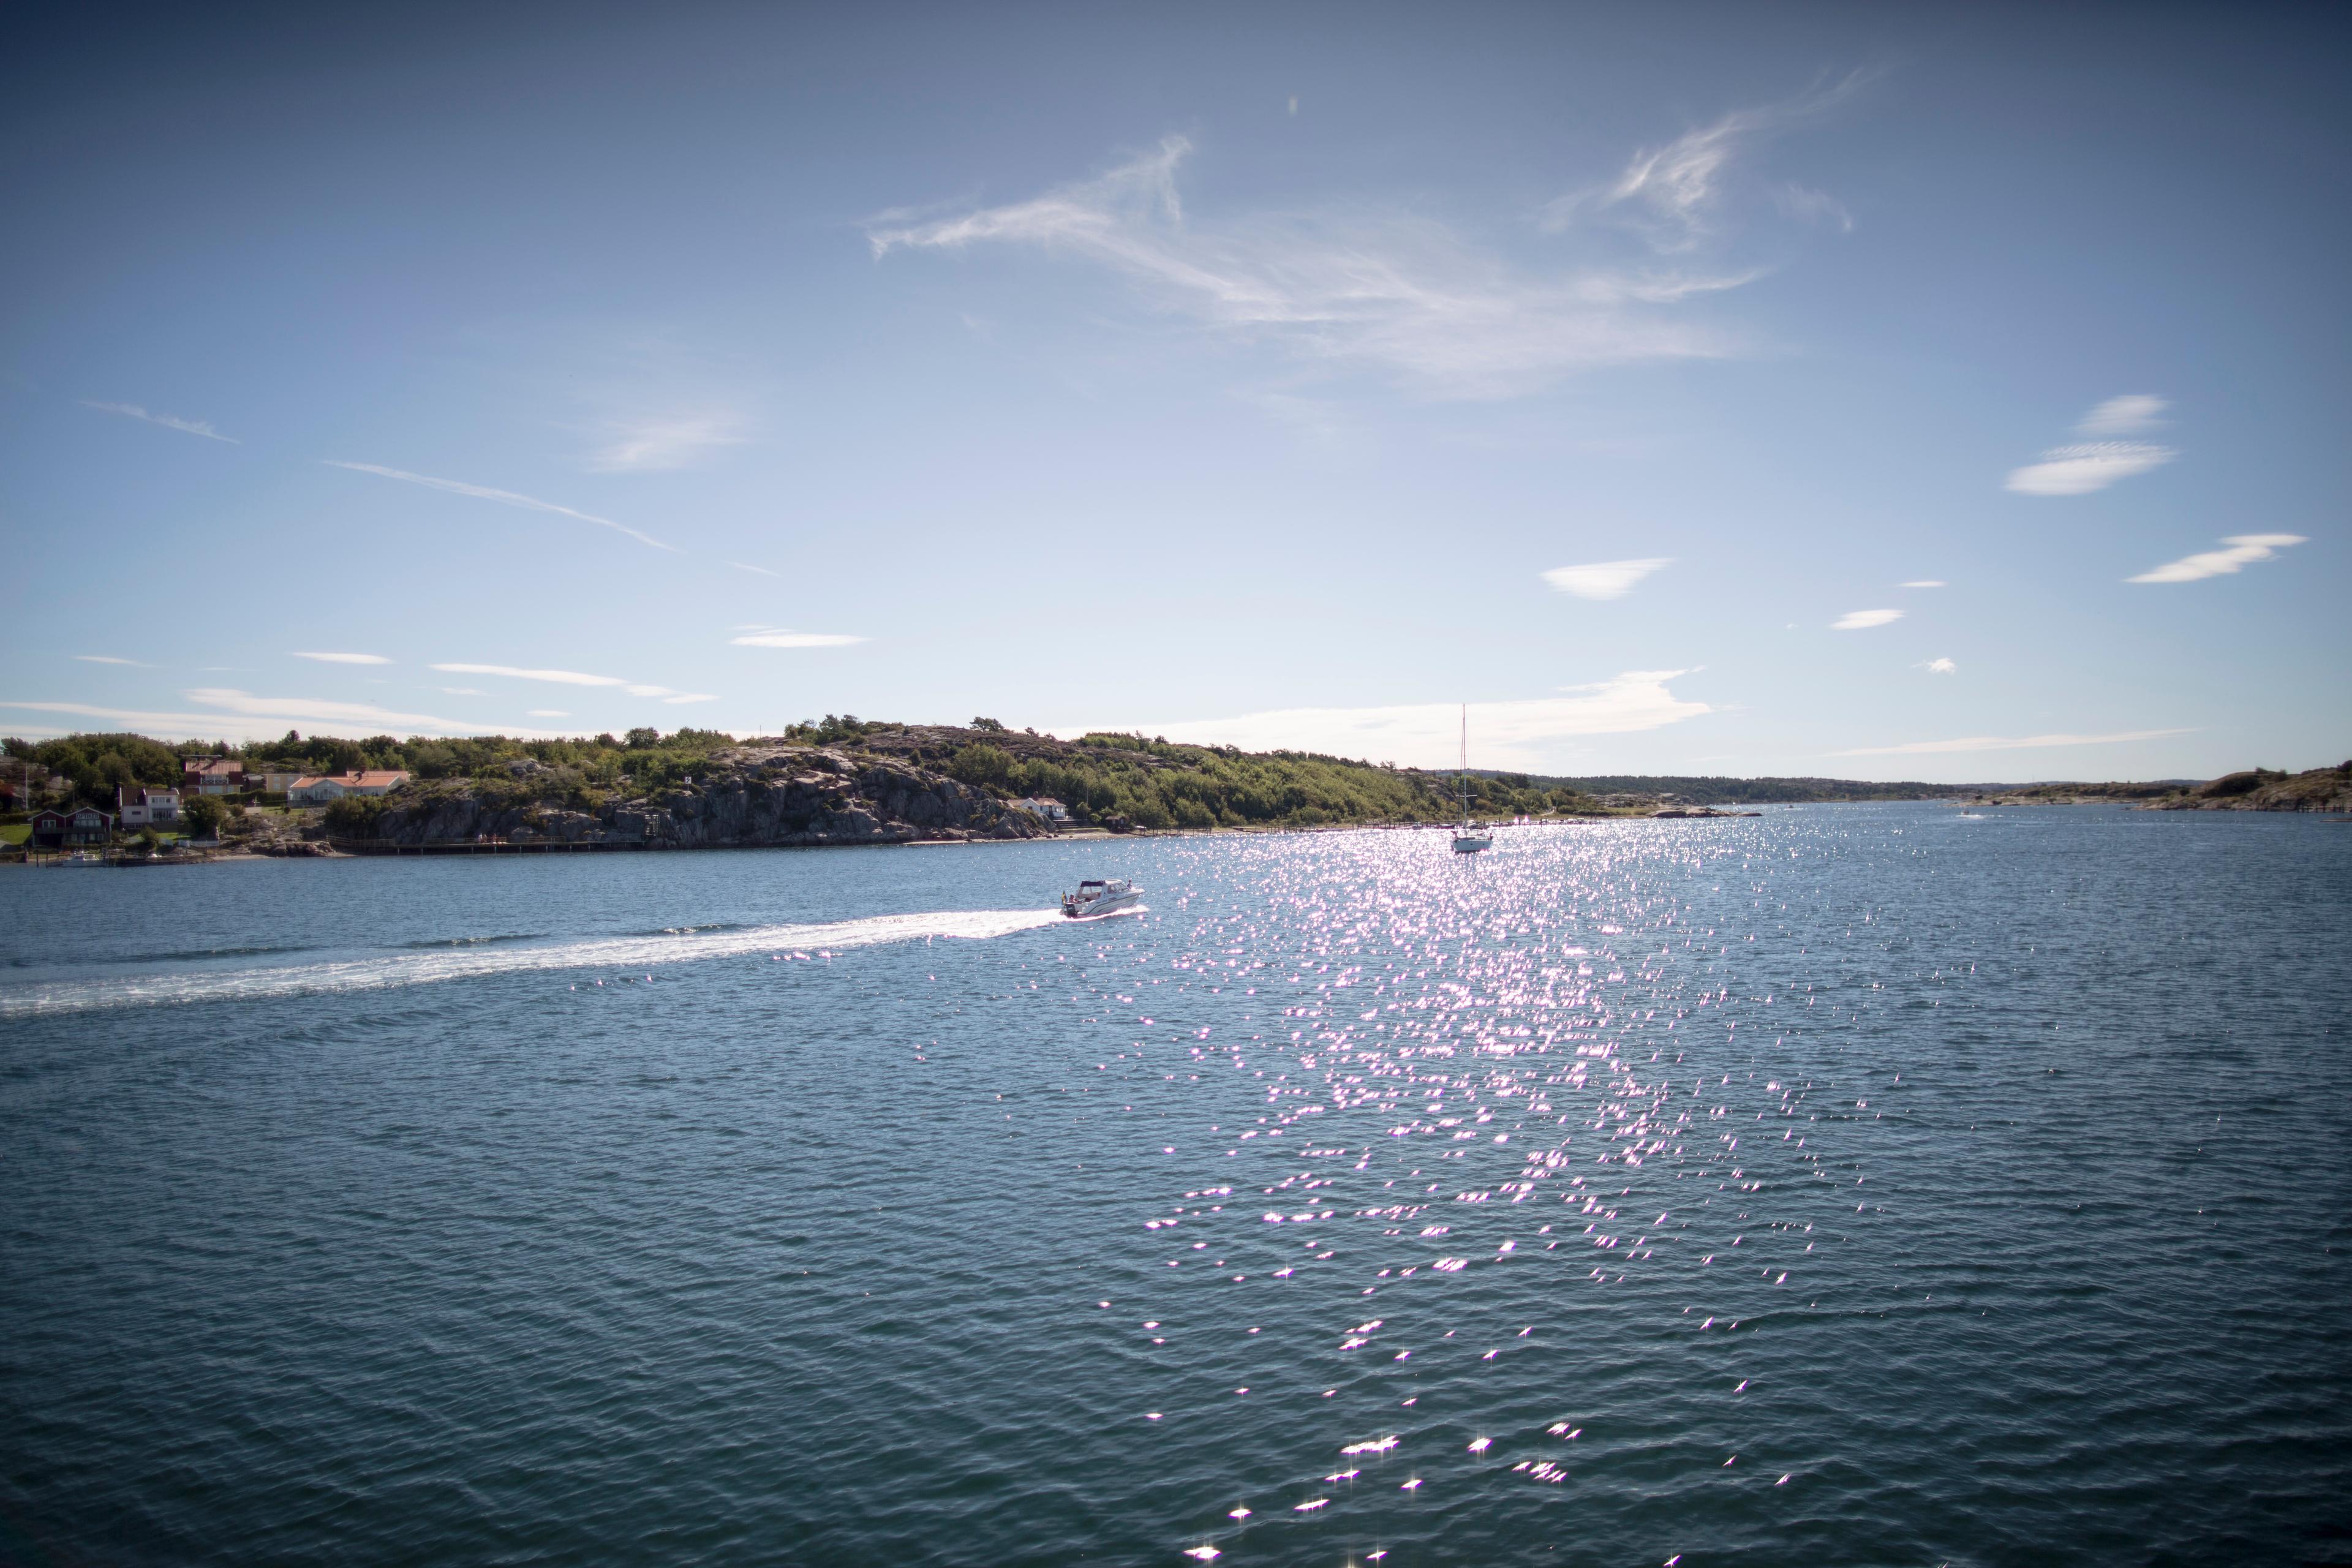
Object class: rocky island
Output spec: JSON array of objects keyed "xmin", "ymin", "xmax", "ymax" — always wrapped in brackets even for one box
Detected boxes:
[{"xmin": 336, "ymin": 744, "xmax": 1045, "ymax": 851}]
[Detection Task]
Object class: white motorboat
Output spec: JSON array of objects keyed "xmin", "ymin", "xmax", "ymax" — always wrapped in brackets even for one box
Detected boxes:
[
  {"xmin": 1450, "ymin": 705, "xmax": 1491, "ymax": 854},
  {"xmin": 1062, "ymin": 878, "xmax": 1144, "ymax": 918}
]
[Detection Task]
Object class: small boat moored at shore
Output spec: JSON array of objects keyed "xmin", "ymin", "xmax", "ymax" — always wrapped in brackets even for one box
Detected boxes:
[{"xmin": 1062, "ymin": 878, "xmax": 1144, "ymax": 918}]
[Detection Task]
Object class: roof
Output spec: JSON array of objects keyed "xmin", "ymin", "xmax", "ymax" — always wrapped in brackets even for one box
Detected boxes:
[
  {"xmin": 345, "ymin": 771, "xmax": 410, "ymax": 786},
  {"xmin": 287, "ymin": 775, "xmax": 338, "ymax": 788},
  {"xmin": 188, "ymin": 758, "xmax": 245, "ymax": 774}
]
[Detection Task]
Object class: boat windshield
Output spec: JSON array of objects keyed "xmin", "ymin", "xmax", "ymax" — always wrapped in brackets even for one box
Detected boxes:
[{"xmin": 1077, "ymin": 880, "xmax": 1106, "ymax": 891}]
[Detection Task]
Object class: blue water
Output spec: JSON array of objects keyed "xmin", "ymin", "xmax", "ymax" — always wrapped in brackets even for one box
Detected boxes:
[{"xmin": 3, "ymin": 805, "xmax": 2347, "ymax": 1566}]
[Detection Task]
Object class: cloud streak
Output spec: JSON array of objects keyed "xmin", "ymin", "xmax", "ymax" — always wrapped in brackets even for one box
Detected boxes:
[
  {"xmin": 2127, "ymin": 533, "xmax": 2305, "ymax": 584},
  {"xmin": 730, "ymin": 628, "xmax": 867, "ymax": 648},
  {"xmin": 74, "ymin": 654, "xmax": 145, "ymax": 666},
  {"xmin": 293, "ymin": 651, "xmax": 391, "ymax": 665},
  {"xmin": 2007, "ymin": 396, "xmax": 2176, "ymax": 496},
  {"xmin": 870, "ymin": 135, "xmax": 1770, "ymax": 398},
  {"xmin": 2078, "ymin": 394, "xmax": 2166, "ymax": 436},
  {"xmin": 589, "ymin": 412, "xmax": 748, "ymax": 472},
  {"xmin": 1538, "ymin": 74, "xmax": 1869, "ymax": 248},
  {"xmin": 1832, "ymin": 727, "xmax": 2190, "ymax": 757},
  {"xmin": 1833, "ymin": 609, "xmax": 1903, "ymax": 630},
  {"xmin": 0, "ymin": 693, "xmax": 537, "ymax": 742},
  {"xmin": 324, "ymin": 462, "xmax": 676, "ymax": 551},
  {"xmin": 82, "ymin": 400, "xmax": 238, "ymax": 442},
  {"xmin": 1541, "ymin": 557, "xmax": 1672, "ymax": 600},
  {"xmin": 430, "ymin": 662, "xmax": 716, "ymax": 704},
  {"xmin": 1102, "ymin": 670, "xmax": 1711, "ymax": 770}
]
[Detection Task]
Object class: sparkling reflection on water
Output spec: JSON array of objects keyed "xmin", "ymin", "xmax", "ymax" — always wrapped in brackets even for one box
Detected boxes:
[{"xmin": 2, "ymin": 805, "xmax": 2347, "ymax": 1566}]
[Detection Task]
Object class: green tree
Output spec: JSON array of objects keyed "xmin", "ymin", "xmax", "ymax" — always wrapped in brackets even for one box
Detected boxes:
[{"xmin": 180, "ymin": 794, "xmax": 225, "ymax": 839}]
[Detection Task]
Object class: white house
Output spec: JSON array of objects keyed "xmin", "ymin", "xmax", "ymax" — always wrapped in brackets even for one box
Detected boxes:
[
  {"xmin": 287, "ymin": 775, "xmax": 347, "ymax": 805},
  {"xmin": 116, "ymin": 785, "xmax": 181, "ymax": 826},
  {"xmin": 1013, "ymin": 796, "xmax": 1069, "ymax": 821}
]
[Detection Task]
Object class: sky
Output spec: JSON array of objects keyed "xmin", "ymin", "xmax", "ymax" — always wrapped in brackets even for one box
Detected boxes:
[{"xmin": 2, "ymin": 2, "xmax": 2345, "ymax": 781}]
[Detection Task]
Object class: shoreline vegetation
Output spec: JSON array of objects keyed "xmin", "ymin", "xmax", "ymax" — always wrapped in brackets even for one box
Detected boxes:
[{"xmin": 4, "ymin": 723, "xmax": 2346, "ymax": 862}]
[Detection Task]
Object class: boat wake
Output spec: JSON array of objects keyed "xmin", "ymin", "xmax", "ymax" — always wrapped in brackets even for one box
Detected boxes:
[{"xmin": 0, "ymin": 908, "xmax": 1063, "ymax": 1019}]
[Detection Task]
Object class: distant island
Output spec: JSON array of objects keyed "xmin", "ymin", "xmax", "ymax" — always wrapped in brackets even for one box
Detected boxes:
[{"xmin": 4, "ymin": 722, "xmax": 2346, "ymax": 859}]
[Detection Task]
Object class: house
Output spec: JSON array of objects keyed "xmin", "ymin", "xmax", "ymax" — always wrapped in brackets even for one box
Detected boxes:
[
  {"xmin": 1013, "ymin": 796, "xmax": 1070, "ymax": 821},
  {"xmin": 339, "ymin": 770, "xmax": 411, "ymax": 796},
  {"xmin": 116, "ymin": 785, "xmax": 181, "ymax": 826},
  {"xmin": 30, "ymin": 805, "xmax": 116, "ymax": 848},
  {"xmin": 260, "ymin": 769, "xmax": 307, "ymax": 793},
  {"xmin": 184, "ymin": 758, "xmax": 249, "ymax": 795},
  {"xmin": 286, "ymin": 775, "xmax": 347, "ymax": 805}
]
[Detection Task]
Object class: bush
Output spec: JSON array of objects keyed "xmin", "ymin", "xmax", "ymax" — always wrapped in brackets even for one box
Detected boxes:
[{"xmin": 179, "ymin": 794, "xmax": 226, "ymax": 837}]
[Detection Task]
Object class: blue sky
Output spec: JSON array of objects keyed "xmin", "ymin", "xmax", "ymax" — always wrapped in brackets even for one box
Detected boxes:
[{"xmin": 2, "ymin": 4, "xmax": 2344, "ymax": 779}]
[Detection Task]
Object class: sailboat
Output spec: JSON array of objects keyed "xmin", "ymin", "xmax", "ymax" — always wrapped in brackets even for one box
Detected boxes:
[{"xmin": 1450, "ymin": 704, "xmax": 1492, "ymax": 854}]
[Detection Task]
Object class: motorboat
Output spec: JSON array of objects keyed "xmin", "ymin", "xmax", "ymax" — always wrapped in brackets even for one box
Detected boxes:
[
  {"xmin": 1450, "ymin": 704, "xmax": 1491, "ymax": 854},
  {"xmin": 1062, "ymin": 878, "xmax": 1144, "ymax": 918}
]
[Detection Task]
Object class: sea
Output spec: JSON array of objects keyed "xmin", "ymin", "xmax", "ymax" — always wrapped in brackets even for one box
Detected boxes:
[{"xmin": 2, "ymin": 803, "xmax": 2346, "ymax": 1567}]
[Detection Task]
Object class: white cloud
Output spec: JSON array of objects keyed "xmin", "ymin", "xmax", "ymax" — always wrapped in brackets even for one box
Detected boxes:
[
  {"xmin": 440, "ymin": 687, "xmax": 489, "ymax": 696},
  {"xmin": 729, "ymin": 562, "xmax": 783, "ymax": 579},
  {"xmin": 431, "ymin": 662, "xmax": 717, "ymax": 703},
  {"xmin": 1831, "ymin": 727, "xmax": 2191, "ymax": 758},
  {"xmin": 2127, "ymin": 533, "xmax": 2305, "ymax": 584},
  {"xmin": 0, "ymin": 693, "xmax": 543, "ymax": 742},
  {"xmin": 1099, "ymin": 670, "xmax": 1711, "ymax": 770},
  {"xmin": 74, "ymin": 654, "xmax": 144, "ymax": 666},
  {"xmin": 292, "ymin": 651, "xmax": 391, "ymax": 665},
  {"xmin": 324, "ymin": 462, "xmax": 676, "ymax": 551},
  {"xmin": 82, "ymin": 400, "xmax": 238, "ymax": 443},
  {"xmin": 2005, "ymin": 442, "xmax": 2176, "ymax": 496},
  {"xmin": 527, "ymin": 709, "xmax": 570, "ymax": 718},
  {"xmin": 1833, "ymin": 608, "xmax": 1904, "ymax": 630},
  {"xmin": 1900, "ymin": 579, "xmax": 1947, "ymax": 589},
  {"xmin": 1541, "ymin": 557, "xmax": 1672, "ymax": 600},
  {"xmin": 588, "ymin": 412, "xmax": 747, "ymax": 472},
  {"xmin": 1539, "ymin": 75, "xmax": 1868, "ymax": 247},
  {"xmin": 2078, "ymin": 394, "xmax": 2166, "ymax": 436},
  {"xmin": 869, "ymin": 136, "xmax": 1758, "ymax": 399},
  {"xmin": 730, "ymin": 629, "xmax": 867, "ymax": 649},
  {"xmin": 1923, "ymin": 657, "xmax": 1957, "ymax": 674}
]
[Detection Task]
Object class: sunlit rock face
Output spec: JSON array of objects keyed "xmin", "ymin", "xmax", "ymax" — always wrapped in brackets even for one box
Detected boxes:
[{"xmin": 359, "ymin": 745, "xmax": 1046, "ymax": 848}]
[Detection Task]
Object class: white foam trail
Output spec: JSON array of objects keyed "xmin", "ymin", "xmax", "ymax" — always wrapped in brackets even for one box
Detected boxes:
[{"xmin": 0, "ymin": 908, "xmax": 1063, "ymax": 1019}]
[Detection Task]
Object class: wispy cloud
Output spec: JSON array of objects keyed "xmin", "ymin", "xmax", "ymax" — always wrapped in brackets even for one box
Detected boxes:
[
  {"xmin": 870, "ymin": 135, "xmax": 1768, "ymax": 399},
  {"xmin": 2007, "ymin": 396, "xmax": 2176, "ymax": 495},
  {"xmin": 440, "ymin": 687, "xmax": 489, "ymax": 696},
  {"xmin": 430, "ymin": 662, "xmax": 716, "ymax": 704},
  {"xmin": 292, "ymin": 650, "xmax": 391, "ymax": 665},
  {"xmin": 729, "ymin": 562, "xmax": 783, "ymax": 579},
  {"xmin": 1832, "ymin": 727, "xmax": 2191, "ymax": 757},
  {"xmin": 1922, "ymin": 657, "xmax": 1957, "ymax": 674},
  {"xmin": 81, "ymin": 400, "xmax": 238, "ymax": 443},
  {"xmin": 1104, "ymin": 670, "xmax": 1711, "ymax": 770},
  {"xmin": 730, "ymin": 628, "xmax": 867, "ymax": 649},
  {"xmin": 1901, "ymin": 579, "xmax": 1947, "ymax": 589},
  {"xmin": 1538, "ymin": 74, "xmax": 1869, "ymax": 247},
  {"xmin": 324, "ymin": 462, "xmax": 676, "ymax": 551},
  {"xmin": 2006, "ymin": 442, "xmax": 2175, "ymax": 496},
  {"xmin": 2078, "ymin": 394, "xmax": 2166, "ymax": 437},
  {"xmin": 588, "ymin": 412, "xmax": 747, "ymax": 473},
  {"xmin": 1541, "ymin": 557, "xmax": 1672, "ymax": 600},
  {"xmin": 2127, "ymin": 533, "xmax": 2305, "ymax": 584},
  {"xmin": 1833, "ymin": 608, "xmax": 1903, "ymax": 630},
  {"xmin": 74, "ymin": 654, "xmax": 145, "ymax": 666},
  {"xmin": 527, "ymin": 709, "xmax": 570, "ymax": 718},
  {"xmin": 0, "ymin": 692, "xmax": 533, "ymax": 742}
]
